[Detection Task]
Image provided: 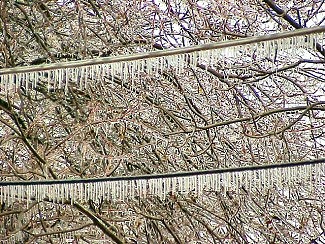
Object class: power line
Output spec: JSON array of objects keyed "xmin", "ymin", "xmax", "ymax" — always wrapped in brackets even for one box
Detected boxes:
[
  {"xmin": 0, "ymin": 26, "xmax": 324, "ymax": 75},
  {"xmin": 1, "ymin": 157, "xmax": 324, "ymax": 186}
]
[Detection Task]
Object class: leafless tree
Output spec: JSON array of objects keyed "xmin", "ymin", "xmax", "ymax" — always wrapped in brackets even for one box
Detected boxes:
[{"xmin": 1, "ymin": 0, "xmax": 325, "ymax": 243}]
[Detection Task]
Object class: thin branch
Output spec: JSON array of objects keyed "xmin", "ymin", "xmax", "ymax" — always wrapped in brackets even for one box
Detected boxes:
[
  {"xmin": 32, "ymin": 223, "xmax": 93, "ymax": 238},
  {"xmin": 73, "ymin": 202, "xmax": 126, "ymax": 244}
]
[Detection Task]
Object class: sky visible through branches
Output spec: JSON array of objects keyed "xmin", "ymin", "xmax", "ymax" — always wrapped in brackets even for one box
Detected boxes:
[{"xmin": 0, "ymin": 0, "xmax": 325, "ymax": 243}]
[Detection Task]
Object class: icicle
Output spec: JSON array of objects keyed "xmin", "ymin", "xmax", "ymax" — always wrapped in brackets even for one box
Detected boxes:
[
  {"xmin": 1, "ymin": 186, "xmax": 4, "ymax": 204},
  {"xmin": 289, "ymin": 167, "xmax": 294, "ymax": 186},
  {"xmin": 76, "ymin": 183, "xmax": 82, "ymax": 203},
  {"xmin": 134, "ymin": 59, "xmax": 140, "ymax": 82},
  {"xmin": 171, "ymin": 177, "xmax": 176, "ymax": 194},
  {"xmin": 208, "ymin": 174, "xmax": 213, "ymax": 191},
  {"xmin": 222, "ymin": 173, "xmax": 226, "ymax": 194},
  {"xmin": 297, "ymin": 35, "xmax": 303, "ymax": 49},
  {"xmin": 93, "ymin": 182, "xmax": 97, "ymax": 202},
  {"xmin": 14, "ymin": 73, "xmax": 18, "ymax": 91},
  {"xmin": 265, "ymin": 40, "xmax": 270, "ymax": 58},
  {"xmin": 65, "ymin": 183, "xmax": 69, "ymax": 201},
  {"xmin": 112, "ymin": 181, "xmax": 116, "ymax": 201},
  {"xmin": 16, "ymin": 73, "xmax": 23, "ymax": 91},
  {"xmin": 190, "ymin": 51, "xmax": 195, "ymax": 67},
  {"xmin": 109, "ymin": 63, "xmax": 114, "ymax": 84},
  {"xmin": 154, "ymin": 178, "xmax": 160, "ymax": 198},
  {"xmin": 17, "ymin": 186, "xmax": 22, "ymax": 201},
  {"xmin": 151, "ymin": 58, "xmax": 155, "ymax": 75},
  {"xmin": 185, "ymin": 177, "xmax": 192, "ymax": 192},
  {"xmin": 165, "ymin": 55, "xmax": 171, "ymax": 72},
  {"xmin": 214, "ymin": 173, "xmax": 219, "ymax": 192},
  {"xmin": 309, "ymin": 34, "xmax": 315, "ymax": 49},
  {"xmin": 0, "ymin": 74, "xmax": 3, "ymax": 92},
  {"xmin": 1, "ymin": 74, "xmax": 6, "ymax": 92},
  {"xmin": 314, "ymin": 33, "xmax": 319, "ymax": 50},
  {"xmin": 181, "ymin": 53, "xmax": 186, "ymax": 73},
  {"xmin": 155, "ymin": 178, "xmax": 160, "ymax": 196},
  {"xmin": 281, "ymin": 38, "xmax": 286, "ymax": 53},
  {"xmin": 100, "ymin": 182, "xmax": 105, "ymax": 201},
  {"xmin": 56, "ymin": 69, "xmax": 62, "ymax": 89},
  {"xmin": 79, "ymin": 66, "xmax": 84, "ymax": 89},
  {"xmin": 81, "ymin": 66, "xmax": 86, "ymax": 89},
  {"xmin": 87, "ymin": 182, "xmax": 91, "ymax": 203},
  {"xmin": 178, "ymin": 177, "xmax": 183, "ymax": 193},
  {"xmin": 130, "ymin": 61, "xmax": 134, "ymax": 89},
  {"xmin": 292, "ymin": 35, "xmax": 297, "ymax": 51},
  {"xmin": 293, "ymin": 36, "xmax": 299, "ymax": 53},
  {"xmin": 315, "ymin": 163, "xmax": 321, "ymax": 184},
  {"xmin": 147, "ymin": 179, "xmax": 152, "ymax": 195},
  {"xmin": 123, "ymin": 180, "xmax": 127, "ymax": 200},
  {"xmin": 50, "ymin": 185, "xmax": 55, "ymax": 203},
  {"xmin": 64, "ymin": 68, "xmax": 69, "ymax": 93},
  {"xmin": 105, "ymin": 63, "xmax": 110, "ymax": 78},
  {"xmin": 121, "ymin": 62, "xmax": 126, "ymax": 81},
  {"xmin": 154, "ymin": 58, "xmax": 158, "ymax": 77},
  {"xmin": 29, "ymin": 72, "xmax": 34, "ymax": 90},
  {"xmin": 96, "ymin": 65, "xmax": 101, "ymax": 82},
  {"xmin": 142, "ymin": 179, "xmax": 147, "ymax": 198},
  {"xmin": 93, "ymin": 182, "xmax": 97, "ymax": 201},
  {"xmin": 53, "ymin": 70, "xmax": 58, "ymax": 90},
  {"xmin": 120, "ymin": 180, "xmax": 125, "ymax": 200},
  {"xmin": 284, "ymin": 38, "xmax": 293, "ymax": 53},
  {"xmin": 150, "ymin": 57, "xmax": 155, "ymax": 75},
  {"xmin": 163, "ymin": 178, "xmax": 168, "ymax": 198},
  {"xmin": 55, "ymin": 184, "xmax": 60, "ymax": 203},
  {"xmin": 7, "ymin": 74, "xmax": 12, "ymax": 91},
  {"xmin": 196, "ymin": 175, "xmax": 201, "ymax": 194},
  {"xmin": 45, "ymin": 71, "xmax": 51, "ymax": 92},
  {"xmin": 127, "ymin": 180, "xmax": 133, "ymax": 199},
  {"xmin": 294, "ymin": 166, "xmax": 299, "ymax": 184}
]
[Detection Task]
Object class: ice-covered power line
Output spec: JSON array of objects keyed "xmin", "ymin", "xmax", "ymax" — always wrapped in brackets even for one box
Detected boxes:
[
  {"xmin": 0, "ymin": 158, "xmax": 324, "ymax": 205},
  {"xmin": 0, "ymin": 26, "xmax": 324, "ymax": 75},
  {"xmin": 0, "ymin": 26, "xmax": 324, "ymax": 93}
]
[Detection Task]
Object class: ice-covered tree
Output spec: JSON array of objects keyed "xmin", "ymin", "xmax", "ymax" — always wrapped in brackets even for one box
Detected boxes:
[{"xmin": 0, "ymin": 0, "xmax": 325, "ymax": 243}]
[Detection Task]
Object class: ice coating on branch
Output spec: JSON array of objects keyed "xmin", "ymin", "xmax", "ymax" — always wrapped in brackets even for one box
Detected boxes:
[{"xmin": 0, "ymin": 30, "xmax": 324, "ymax": 243}]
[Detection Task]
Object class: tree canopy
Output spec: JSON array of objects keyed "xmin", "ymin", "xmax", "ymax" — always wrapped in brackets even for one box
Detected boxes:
[{"xmin": 0, "ymin": 0, "xmax": 325, "ymax": 243}]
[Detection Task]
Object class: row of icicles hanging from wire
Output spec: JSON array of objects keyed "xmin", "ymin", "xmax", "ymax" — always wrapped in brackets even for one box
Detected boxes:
[{"xmin": 0, "ymin": 28, "xmax": 323, "ymax": 94}]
